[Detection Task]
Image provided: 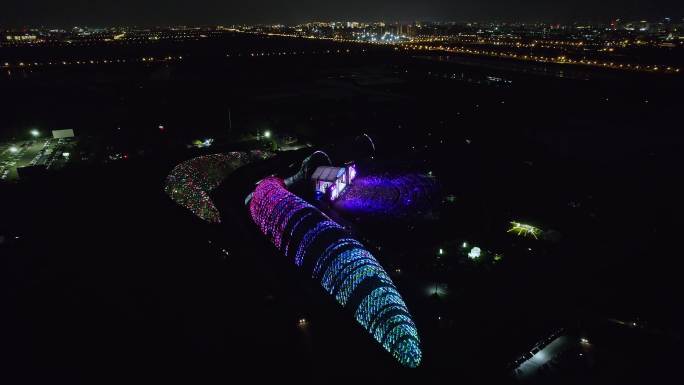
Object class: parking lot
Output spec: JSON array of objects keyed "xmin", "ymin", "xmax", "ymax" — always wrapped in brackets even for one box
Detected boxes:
[{"xmin": 0, "ymin": 138, "xmax": 75, "ymax": 181}]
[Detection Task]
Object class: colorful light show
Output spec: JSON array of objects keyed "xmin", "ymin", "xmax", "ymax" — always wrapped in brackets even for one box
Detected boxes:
[
  {"xmin": 334, "ymin": 173, "xmax": 439, "ymax": 219},
  {"xmin": 249, "ymin": 177, "xmax": 422, "ymax": 368},
  {"xmin": 165, "ymin": 151, "xmax": 272, "ymax": 223},
  {"xmin": 507, "ymin": 222, "xmax": 542, "ymax": 239}
]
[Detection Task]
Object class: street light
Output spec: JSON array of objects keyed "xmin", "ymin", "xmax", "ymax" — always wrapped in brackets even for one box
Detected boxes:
[
  {"xmin": 30, "ymin": 129, "xmax": 40, "ymax": 138},
  {"xmin": 9, "ymin": 146, "xmax": 19, "ymax": 153},
  {"xmin": 263, "ymin": 130, "xmax": 272, "ymax": 139}
]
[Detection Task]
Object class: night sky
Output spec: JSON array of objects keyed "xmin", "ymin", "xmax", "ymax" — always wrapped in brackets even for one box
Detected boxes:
[{"xmin": 2, "ymin": 0, "xmax": 684, "ymax": 27}]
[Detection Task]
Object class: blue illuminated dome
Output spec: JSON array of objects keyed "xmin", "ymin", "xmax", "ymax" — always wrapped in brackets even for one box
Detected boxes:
[{"xmin": 249, "ymin": 177, "xmax": 422, "ymax": 368}]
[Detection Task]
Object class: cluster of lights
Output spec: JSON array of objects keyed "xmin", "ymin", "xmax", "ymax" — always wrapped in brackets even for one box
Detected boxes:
[
  {"xmin": 353, "ymin": 31, "xmax": 408, "ymax": 43},
  {"xmin": 238, "ymin": 29, "xmax": 680, "ymax": 74},
  {"xmin": 2, "ymin": 56, "xmax": 185, "ymax": 70},
  {"xmin": 249, "ymin": 177, "xmax": 422, "ymax": 367},
  {"xmin": 227, "ymin": 48, "xmax": 358, "ymax": 58},
  {"xmin": 12, "ymin": 29, "xmax": 673, "ymax": 76},
  {"xmin": 442, "ymin": 36, "xmax": 594, "ymax": 50},
  {"xmin": 165, "ymin": 151, "xmax": 271, "ymax": 223},
  {"xmin": 2, "ymin": 48, "xmax": 369, "ymax": 71},
  {"xmin": 442, "ymin": 241, "xmax": 501, "ymax": 263},
  {"xmin": 0, "ymin": 30, "xmax": 227, "ymax": 48},
  {"xmin": 402, "ymin": 44, "xmax": 680, "ymax": 74},
  {"xmin": 508, "ymin": 222, "xmax": 542, "ymax": 239}
]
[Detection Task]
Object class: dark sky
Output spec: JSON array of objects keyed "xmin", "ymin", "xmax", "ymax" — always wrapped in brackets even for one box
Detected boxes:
[{"xmin": 2, "ymin": 0, "xmax": 683, "ymax": 27}]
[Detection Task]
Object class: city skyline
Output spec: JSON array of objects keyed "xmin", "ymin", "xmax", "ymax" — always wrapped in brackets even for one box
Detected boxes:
[{"xmin": 3, "ymin": 0, "xmax": 684, "ymax": 27}]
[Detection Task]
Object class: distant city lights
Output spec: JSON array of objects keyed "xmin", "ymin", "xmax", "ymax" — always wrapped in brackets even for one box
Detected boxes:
[{"xmin": 1, "ymin": 24, "xmax": 680, "ymax": 75}]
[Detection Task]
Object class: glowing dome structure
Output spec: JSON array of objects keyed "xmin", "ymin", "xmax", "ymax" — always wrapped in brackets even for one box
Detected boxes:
[
  {"xmin": 249, "ymin": 177, "xmax": 422, "ymax": 367},
  {"xmin": 165, "ymin": 151, "xmax": 272, "ymax": 223}
]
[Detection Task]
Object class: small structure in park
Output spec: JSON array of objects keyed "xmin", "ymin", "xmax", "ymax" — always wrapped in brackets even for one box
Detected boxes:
[
  {"xmin": 311, "ymin": 164, "xmax": 357, "ymax": 201},
  {"xmin": 508, "ymin": 222, "xmax": 542, "ymax": 239}
]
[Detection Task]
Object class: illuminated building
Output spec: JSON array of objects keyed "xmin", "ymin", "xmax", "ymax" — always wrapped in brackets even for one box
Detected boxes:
[
  {"xmin": 52, "ymin": 129, "xmax": 75, "ymax": 139},
  {"xmin": 249, "ymin": 177, "xmax": 421, "ymax": 367},
  {"xmin": 311, "ymin": 164, "xmax": 356, "ymax": 201},
  {"xmin": 5, "ymin": 35, "xmax": 37, "ymax": 41}
]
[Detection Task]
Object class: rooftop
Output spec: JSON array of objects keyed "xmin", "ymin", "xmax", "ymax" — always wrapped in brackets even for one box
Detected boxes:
[{"xmin": 311, "ymin": 166, "xmax": 345, "ymax": 182}]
